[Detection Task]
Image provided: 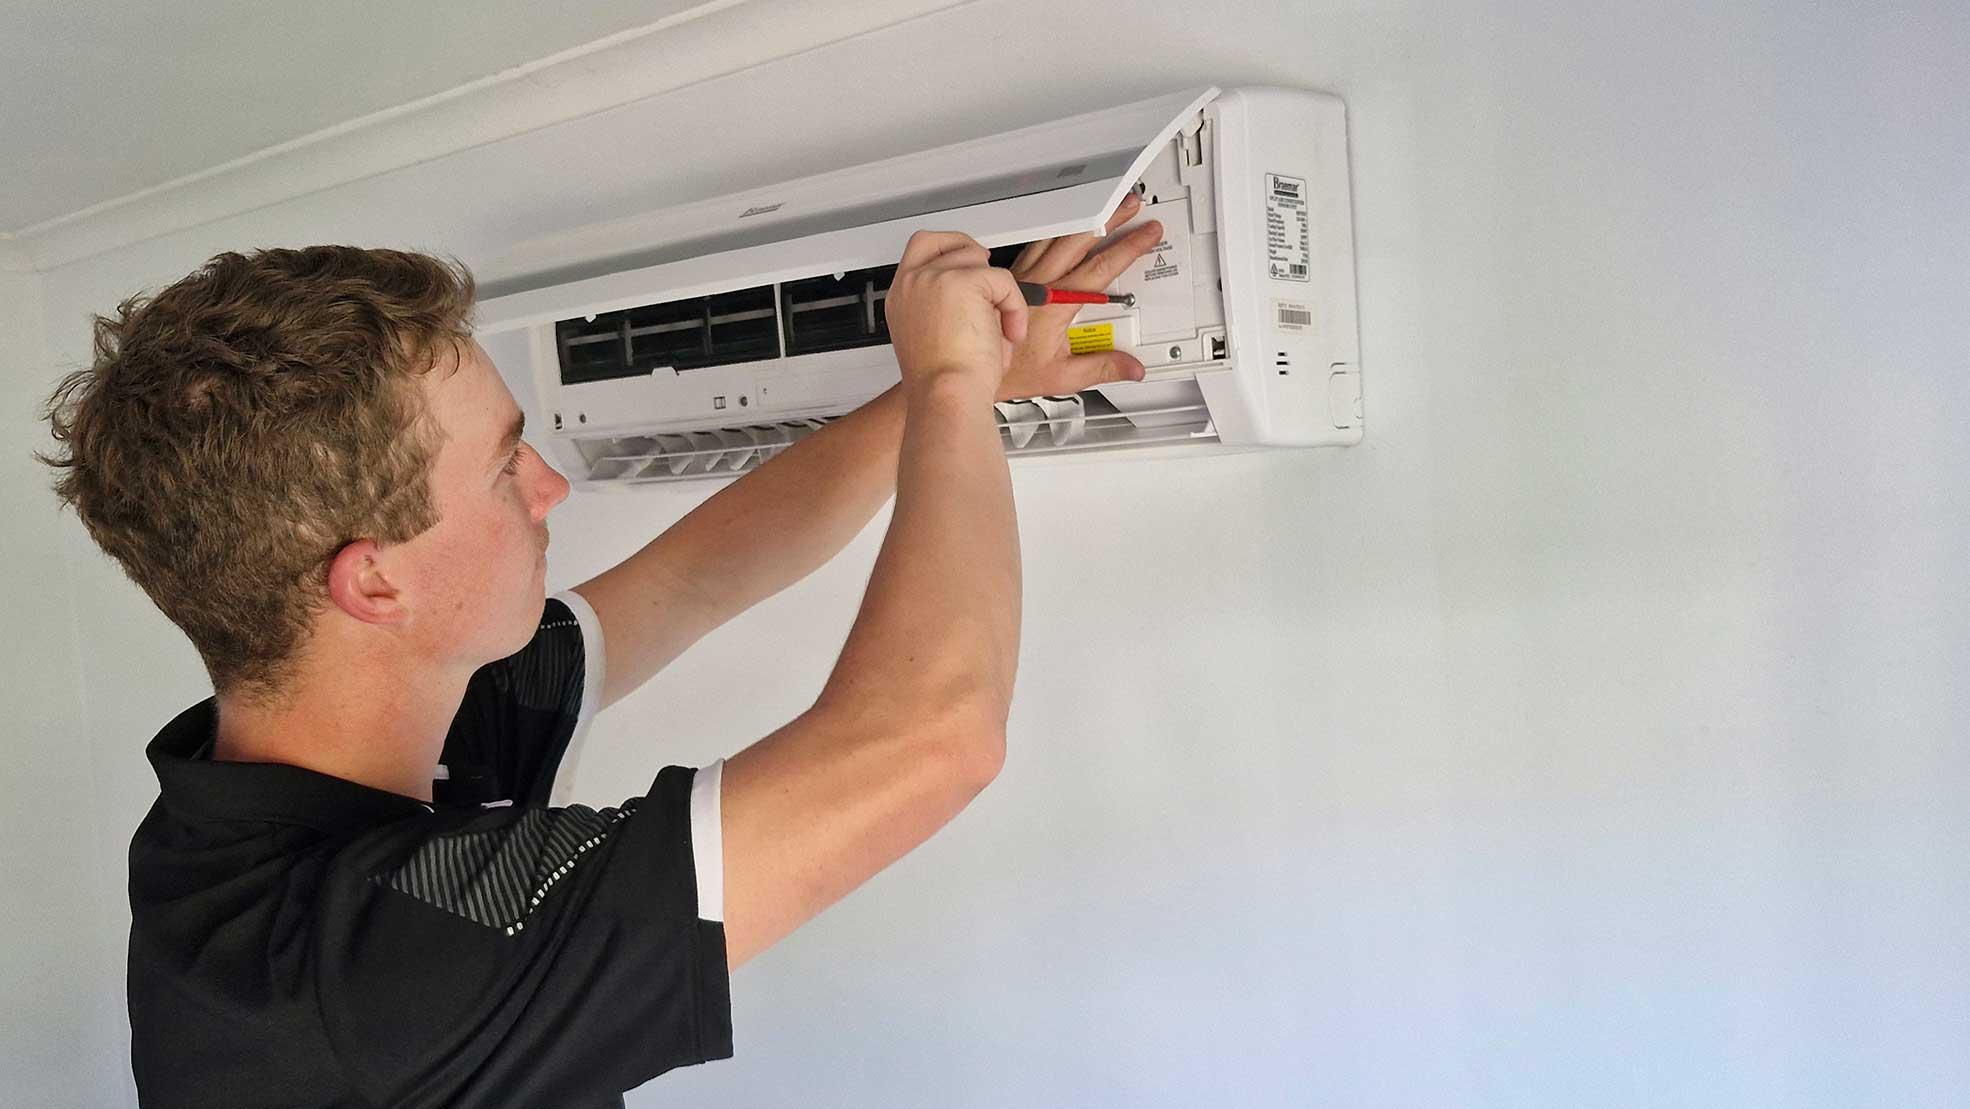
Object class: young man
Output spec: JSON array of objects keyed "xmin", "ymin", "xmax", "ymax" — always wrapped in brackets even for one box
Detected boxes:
[{"xmin": 39, "ymin": 198, "xmax": 1160, "ymax": 1106}]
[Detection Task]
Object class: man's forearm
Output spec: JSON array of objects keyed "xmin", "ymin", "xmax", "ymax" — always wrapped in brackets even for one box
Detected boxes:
[
  {"xmin": 713, "ymin": 374, "xmax": 1018, "ymax": 971},
  {"xmin": 819, "ymin": 376, "xmax": 1021, "ymax": 723},
  {"xmin": 636, "ymin": 384, "xmax": 909, "ymax": 619}
]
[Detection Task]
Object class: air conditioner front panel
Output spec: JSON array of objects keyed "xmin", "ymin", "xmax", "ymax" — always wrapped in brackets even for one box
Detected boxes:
[
  {"xmin": 480, "ymin": 180, "xmax": 1121, "ymax": 338},
  {"xmin": 476, "ymin": 86, "xmax": 1222, "ymax": 336}
]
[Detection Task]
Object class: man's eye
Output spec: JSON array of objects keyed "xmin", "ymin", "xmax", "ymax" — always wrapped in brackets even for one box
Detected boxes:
[{"xmin": 501, "ymin": 448, "xmax": 523, "ymax": 475}]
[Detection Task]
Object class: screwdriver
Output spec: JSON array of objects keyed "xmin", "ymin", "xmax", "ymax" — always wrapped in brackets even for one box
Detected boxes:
[{"xmin": 1016, "ymin": 281, "xmax": 1136, "ymax": 309}]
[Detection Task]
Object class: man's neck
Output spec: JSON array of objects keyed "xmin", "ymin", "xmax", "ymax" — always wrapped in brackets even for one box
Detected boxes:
[{"xmin": 212, "ymin": 655, "xmax": 476, "ymax": 803}]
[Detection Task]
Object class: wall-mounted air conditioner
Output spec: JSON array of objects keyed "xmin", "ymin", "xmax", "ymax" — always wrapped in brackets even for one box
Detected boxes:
[{"xmin": 473, "ymin": 85, "xmax": 1360, "ymax": 487}]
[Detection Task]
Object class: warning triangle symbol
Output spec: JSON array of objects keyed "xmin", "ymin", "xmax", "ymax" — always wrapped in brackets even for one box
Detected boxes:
[{"xmin": 1153, "ymin": 252, "xmax": 1167, "ymax": 267}]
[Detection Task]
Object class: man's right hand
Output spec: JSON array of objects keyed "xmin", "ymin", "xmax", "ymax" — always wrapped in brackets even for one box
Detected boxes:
[{"xmin": 883, "ymin": 230, "xmax": 1028, "ymax": 400}]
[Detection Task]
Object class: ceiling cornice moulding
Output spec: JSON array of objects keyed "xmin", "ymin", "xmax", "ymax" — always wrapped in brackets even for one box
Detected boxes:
[{"xmin": 15, "ymin": 0, "xmax": 969, "ymax": 273}]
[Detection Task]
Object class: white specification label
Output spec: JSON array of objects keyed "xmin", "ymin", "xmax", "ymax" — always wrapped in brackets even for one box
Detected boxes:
[
  {"xmin": 1265, "ymin": 172, "xmax": 1311, "ymax": 282},
  {"xmin": 1112, "ymin": 199, "xmax": 1195, "ymax": 338},
  {"xmin": 1273, "ymin": 298, "xmax": 1313, "ymax": 332}
]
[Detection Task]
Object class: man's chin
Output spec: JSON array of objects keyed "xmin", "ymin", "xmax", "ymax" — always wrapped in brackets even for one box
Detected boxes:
[{"xmin": 506, "ymin": 588, "xmax": 548, "ymax": 652}]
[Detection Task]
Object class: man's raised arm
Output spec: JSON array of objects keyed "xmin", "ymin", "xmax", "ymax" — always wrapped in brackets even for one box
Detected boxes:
[
  {"xmin": 714, "ymin": 231, "xmax": 1028, "ymax": 969},
  {"xmin": 567, "ymin": 388, "xmax": 907, "ymax": 712},
  {"xmin": 565, "ymin": 196, "xmax": 1159, "ymax": 713}
]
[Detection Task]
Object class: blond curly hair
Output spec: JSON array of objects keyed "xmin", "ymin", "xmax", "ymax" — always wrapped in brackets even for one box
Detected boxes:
[{"xmin": 37, "ymin": 246, "xmax": 478, "ymax": 706}]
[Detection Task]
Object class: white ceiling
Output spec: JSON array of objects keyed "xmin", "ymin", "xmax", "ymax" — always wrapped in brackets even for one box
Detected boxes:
[{"xmin": 0, "ymin": 0, "xmax": 714, "ymax": 235}]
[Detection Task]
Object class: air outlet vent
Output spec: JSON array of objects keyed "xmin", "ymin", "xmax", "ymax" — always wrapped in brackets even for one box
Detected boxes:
[
  {"xmin": 781, "ymin": 266, "xmax": 895, "ymax": 356},
  {"xmin": 571, "ymin": 382, "xmax": 1215, "ymax": 486},
  {"xmin": 585, "ymin": 418, "xmax": 838, "ymax": 481},
  {"xmin": 778, "ymin": 244, "xmax": 1025, "ymax": 358},
  {"xmin": 556, "ymin": 284, "xmax": 780, "ymax": 384}
]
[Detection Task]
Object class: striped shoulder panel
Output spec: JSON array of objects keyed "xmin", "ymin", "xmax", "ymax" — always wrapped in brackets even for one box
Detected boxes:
[
  {"xmin": 376, "ymin": 802, "xmax": 636, "ymax": 936},
  {"xmin": 491, "ymin": 597, "xmax": 585, "ymax": 715}
]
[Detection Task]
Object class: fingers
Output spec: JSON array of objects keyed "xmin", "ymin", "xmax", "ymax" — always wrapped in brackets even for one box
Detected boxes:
[
  {"xmin": 1010, "ymin": 193, "xmax": 1145, "ymax": 283},
  {"xmin": 980, "ymin": 266, "xmax": 1029, "ymax": 346},
  {"xmin": 1012, "ymin": 230, "xmax": 1098, "ymax": 284},
  {"xmin": 1000, "ymin": 350, "xmax": 1146, "ymax": 401},
  {"xmin": 1066, "ymin": 218, "xmax": 1162, "ymax": 290},
  {"xmin": 1081, "ymin": 349, "xmax": 1146, "ymax": 386},
  {"xmin": 941, "ymin": 243, "xmax": 990, "ymax": 271},
  {"xmin": 1103, "ymin": 191, "xmax": 1147, "ymax": 235},
  {"xmin": 899, "ymin": 230, "xmax": 988, "ymax": 271},
  {"xmin": 1009, "ymin": 238, "xmax": 1049, "ymax": 274}
]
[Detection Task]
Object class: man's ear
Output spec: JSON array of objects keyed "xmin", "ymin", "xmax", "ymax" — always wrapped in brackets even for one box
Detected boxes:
[{"xmin": 325, "ymin": 539, "xmax": 406, "ymax": 626}]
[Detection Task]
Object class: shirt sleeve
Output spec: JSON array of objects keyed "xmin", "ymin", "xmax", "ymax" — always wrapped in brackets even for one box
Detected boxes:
[
  {"xmin": 439, "ymin": 589, "xmax": 607, "ymax": 809},
  {"xmin": 315, "ymin": 762, "xmax": 732, "ymax": 1108}
]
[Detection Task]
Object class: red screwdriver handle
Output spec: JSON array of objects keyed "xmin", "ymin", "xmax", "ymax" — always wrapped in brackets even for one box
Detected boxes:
[{"xmin": 1015, "ymin": 280, "xmax": 1135, "ymax": 308}]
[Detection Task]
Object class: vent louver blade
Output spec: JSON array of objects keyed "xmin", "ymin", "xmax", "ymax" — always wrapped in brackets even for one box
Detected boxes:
[
  {"xmin": 586, "ymin": 419, "xmax": 835, "ymax": 482},
  {"xmin": 576, "ymin": 390, "xmax": 1213, "ymax": 485}
]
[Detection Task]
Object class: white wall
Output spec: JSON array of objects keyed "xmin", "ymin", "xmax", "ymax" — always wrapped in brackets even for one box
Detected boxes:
[
  {"xmin": 1, "ymin": 271, "xmax": 131, "ymax": 1107},
  {"xmin": 12, "ymin": 1, "xmax": 1967, "ymax": 1105}
]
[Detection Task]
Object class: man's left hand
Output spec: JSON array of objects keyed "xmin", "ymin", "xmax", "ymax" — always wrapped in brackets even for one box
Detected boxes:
[{"xmin": 995, "ymin": 194, "xmax": 1164, "ymax": 402}]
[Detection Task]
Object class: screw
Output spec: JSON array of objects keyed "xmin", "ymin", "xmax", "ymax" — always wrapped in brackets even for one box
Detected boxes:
[{"xmin": 1168, "ymin": 346, "xmax": 1182, "ymax": 360}]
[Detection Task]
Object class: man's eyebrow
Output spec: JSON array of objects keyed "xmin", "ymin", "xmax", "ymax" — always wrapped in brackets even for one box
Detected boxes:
[{"xmin": 493, "ymin": 411, "xmax": 525, "ymax": 462}]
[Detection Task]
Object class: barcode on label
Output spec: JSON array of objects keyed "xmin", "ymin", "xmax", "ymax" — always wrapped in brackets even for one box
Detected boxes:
[
  {"xmin": 1288, "ymin": 264, "xmax": 1307, "ymax": 277},
  {"xmin": 1278, "ymin": 306, "xmax": 1313, "ymax": 327}
]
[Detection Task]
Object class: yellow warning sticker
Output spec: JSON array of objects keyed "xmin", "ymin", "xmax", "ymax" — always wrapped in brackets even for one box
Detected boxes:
[{"xmin": 1067, "ymin": 322, "xmax": 1115, "ymax": 355}]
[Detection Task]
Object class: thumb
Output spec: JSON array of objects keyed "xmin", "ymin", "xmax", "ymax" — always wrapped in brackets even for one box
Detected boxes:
[
  {"xmin": 981, "ymin": 267, "xmax": 1028, "ymax": 346},
  {"xmin": 1065, "ymin": 350, "xmax": 1146, "ymax": 390}
]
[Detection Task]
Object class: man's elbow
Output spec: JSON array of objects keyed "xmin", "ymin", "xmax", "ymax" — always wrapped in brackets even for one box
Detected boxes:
[
  {"xmin": 816, "ymin": 675, "xmax": 1007, "ymax": 790},
  {"xmin": 919, "ymin": 696, "xmax": 1006, "ymax": 795},
  {"xmin": 951, "ymin": 715, "xmax": 1007, "ymax": 793}
]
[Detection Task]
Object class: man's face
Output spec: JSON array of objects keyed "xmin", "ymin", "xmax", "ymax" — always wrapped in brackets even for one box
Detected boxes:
[{"xmin": 392, "ymin": 336, "xmax": 570, "ymax": 664}]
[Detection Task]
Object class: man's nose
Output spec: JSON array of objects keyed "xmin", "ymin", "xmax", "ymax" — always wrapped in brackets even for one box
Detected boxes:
[{"xmin": 537, "ymin": 461, "xmax": 571, "ymax": 515}]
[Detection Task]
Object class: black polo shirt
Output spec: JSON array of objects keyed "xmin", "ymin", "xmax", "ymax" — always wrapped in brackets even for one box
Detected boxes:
[{"xmin": 127, "ymin": 590, "xmax": 733, "ymax": 1108}]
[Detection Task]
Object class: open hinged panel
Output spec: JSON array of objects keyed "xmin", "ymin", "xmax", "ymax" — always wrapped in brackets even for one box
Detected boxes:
[{"xmin": 473, "ymin": 86, "xmax": 1220, "ymax": 336}]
